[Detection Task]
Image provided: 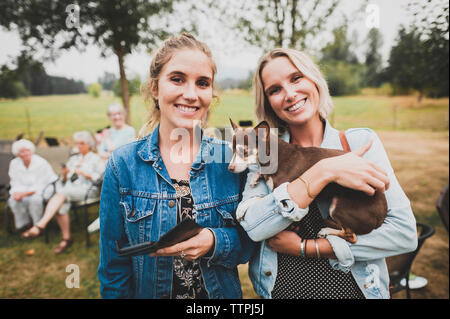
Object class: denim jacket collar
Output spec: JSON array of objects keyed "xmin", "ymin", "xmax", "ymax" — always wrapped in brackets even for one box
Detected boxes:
[{"xmin": 137, "ymin": 123, "xmax": 212, "ymax": 170}]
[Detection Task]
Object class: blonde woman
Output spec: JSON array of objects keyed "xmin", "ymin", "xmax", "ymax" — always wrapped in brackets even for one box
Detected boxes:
[
  {"xmin": 237, "ymin": 48, "xmax": 417, "ymax": 299},
  {"xmin": 98, "ymin": 34, "xmax": 254, "ymax": 299}
]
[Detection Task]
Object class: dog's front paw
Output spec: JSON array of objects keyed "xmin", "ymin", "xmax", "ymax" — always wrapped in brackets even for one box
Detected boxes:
[
  {"xmin": 250, "ymin": 180, "xmax": 259, "ymax": 188},
  {"xmin": 249, "ymin": 172, "xmax": 261, "ymax": 187},
  {"xmin": 317, "ymin": 227, "xmax": 332, "ymax": 238}
]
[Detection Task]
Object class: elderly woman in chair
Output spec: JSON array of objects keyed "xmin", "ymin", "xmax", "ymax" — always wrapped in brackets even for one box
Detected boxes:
[
  {"xmin": 22, "ymin": 131, "xmax": 105, "ymax": 254},
  {"xmin": 8, "ymin": 139, "xmax": 58, "ymax": 231}
]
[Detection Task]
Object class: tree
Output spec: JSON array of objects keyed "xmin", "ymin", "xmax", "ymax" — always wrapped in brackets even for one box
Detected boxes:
[
  {"xmin": 320, "ymin": 23, "xmax": 363, "ymax": 96},
  {"xmin": 386, "ymin": 0, "xmax": 449, "ymax": 99},
  {"xmin": 409, "ymin": 0, "xmax": 449, "ymax": 97},
  {"xmin": 224, "ymin": 0, "xmax": 360, "ymax": 51},
  {"xmin": 0, "ymin": 0, "xmax": 180, "ymax": 123},
  {"xmin": 320, "ymin": 23, "xmax": 358, "ymax": 64},
  {"xmin": 238, "ymin": 71, "xmax": 254, "ymax": 90},
  {"xmin": 387, "ymin": 27, "xmax": 432, "ymax": 100},
  {"xmin": 113, "ymin": 76, "xmax": 141, "ymax": 99},
  {"xmin": 0, "ymin": 65, "xmax": 30, "ymax": 99},
  {"xmin": 363, "ymin": 28, "xmax": 383, "ymax": 87},
  {"xmin": 387, "ymin": 2, "xmax": 449, "ymax": 101},
  {"xmin": 98, "ymin": 72, "xmax": 118, "ymax": 91}
]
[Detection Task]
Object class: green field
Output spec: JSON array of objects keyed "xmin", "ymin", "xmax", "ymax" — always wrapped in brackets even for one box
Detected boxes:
[
  {"xmin": 0, "ymin": 92, "xmax": 448, "ymax": 299},
  {"xmin": 0, "ymin": 91, "xmax": 448, "ymax": 140}
]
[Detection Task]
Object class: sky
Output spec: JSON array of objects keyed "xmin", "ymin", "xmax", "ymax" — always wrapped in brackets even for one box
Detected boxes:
[{"xmin": 0, "ymin": 0, "xmax": 415, "ymax": 84}]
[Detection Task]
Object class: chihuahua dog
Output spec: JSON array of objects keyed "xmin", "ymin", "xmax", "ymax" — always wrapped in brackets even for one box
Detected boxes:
[{"xmin": 228, "ymin": 119, "xmax": 387, "ymax": 243}]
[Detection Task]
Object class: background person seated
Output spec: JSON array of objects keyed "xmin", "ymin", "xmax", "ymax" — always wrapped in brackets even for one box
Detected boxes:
[
  {"xmin": 21, "ymin": 131, "xmax": 105, "ymax": 254},
  {"xmin": 8, "ymin": 139, "xmax": 58, "ymax": 230},
  {"xmin": 98, "ymin": 103, "xmax": 136, "ymax": 161}
]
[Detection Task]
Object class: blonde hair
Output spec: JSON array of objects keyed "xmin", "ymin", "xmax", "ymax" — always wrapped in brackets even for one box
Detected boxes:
[
  {"xmin": 254, "ymin": 48, "xmax": 334, "ymax": 134},
  {"xmin": 138, "ymin": 33, "xmax": 217, "ymax": 138}
]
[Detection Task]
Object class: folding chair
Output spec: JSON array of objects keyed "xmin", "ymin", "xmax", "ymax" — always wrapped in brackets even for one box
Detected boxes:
[
  {"xmin": 69, "ymin": 177, "xmax": 103, "ymax": 247},
  {"xmin": 0, "ymin": 152, "xmax": 14, "ymax": 203},
  {"xmin": 387, "ymin": 223, "xmax": 435, "ymax": 299},
  {"xmin": 39, "ymin": 175, "xmax": 103, "ymax": 247},
  {"xmin": 0, "ymin": 140, "xmax": 14, "ymax": 153}
]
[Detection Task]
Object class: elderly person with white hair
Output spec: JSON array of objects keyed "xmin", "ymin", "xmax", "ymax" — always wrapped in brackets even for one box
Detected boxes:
[
  {"xmin": 8, "ymin": 139, "xmax": 58, "ymax": 230},
  {"xmin": 98, "ymin": 103, "xmax": 136, "ymax": 161},
  {"xmin": 22, "ymin": 131, "xmax": 105, "ymax": 254}
]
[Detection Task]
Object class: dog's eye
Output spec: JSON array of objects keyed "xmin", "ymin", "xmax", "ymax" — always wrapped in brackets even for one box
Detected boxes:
[{"xmin": 236, "ymin": 146, "xmax": 246, "ymax": 157}]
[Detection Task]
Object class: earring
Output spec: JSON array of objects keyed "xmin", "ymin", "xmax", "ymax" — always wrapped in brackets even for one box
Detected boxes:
[{"xmin": 155, "ymin": 100, "xmax": 160, "ymax": 110}]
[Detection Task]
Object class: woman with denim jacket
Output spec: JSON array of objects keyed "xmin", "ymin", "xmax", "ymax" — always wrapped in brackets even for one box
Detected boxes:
[
  {"xmin": 236, "ymin": 48, "xmax": 418, "ymax": 299},
  {"xmin": 98, "ymin": 34, "xmax": 254, "ymax": 299}
]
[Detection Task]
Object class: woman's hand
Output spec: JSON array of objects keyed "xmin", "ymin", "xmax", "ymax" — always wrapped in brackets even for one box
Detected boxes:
[
  {"xmin": 319, "ymin": 139, "xmax": 390, "ymax": 196},
  {"xmin": 12, "ymin": 192, "xmax": 26, "ymax": 201},
  {"xmin": 149, "ymin": 228, "xmax": 215, "ymax": 261},
  {"xmin": 61, "ymin": 166, "xmax": 70, "ymax": 180},
  {"xmin": 267, "ymin": 230, "xmax": 301, "ymax": 256},
  {"xmin": 75, "ymin": 168, "xmax": 92, "ymax": 180}
]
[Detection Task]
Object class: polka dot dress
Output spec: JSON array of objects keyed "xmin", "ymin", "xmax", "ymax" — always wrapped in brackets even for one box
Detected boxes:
[{"xmin": 271, "ymin": 201, "xmax": 365, "ymax": 299}]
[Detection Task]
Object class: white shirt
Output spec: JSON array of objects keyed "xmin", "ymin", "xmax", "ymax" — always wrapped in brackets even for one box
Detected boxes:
[
  {"xmin": 8, "ymin": 154, "xmax": 58, "ymax": 196},
  {"xmin": 65, "ymin": 152, "xmax": 105, "ymax": 187}
]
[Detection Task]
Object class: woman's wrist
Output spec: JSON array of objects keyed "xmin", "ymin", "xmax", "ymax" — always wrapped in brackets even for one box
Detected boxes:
[
  {"xmin": 314, "ymin": 158, "xmax": 335, "ymax": 185},
  {"xmin": 299, "ymin": 160, "xmax": 334, "ymax": 198},
  {"xmin": 299, "ymin": 238, "xmax": 336, "ymax": 259},
  {"xmin": 286, "ymin": 161, "xmax": 331, "ymax": 208}
]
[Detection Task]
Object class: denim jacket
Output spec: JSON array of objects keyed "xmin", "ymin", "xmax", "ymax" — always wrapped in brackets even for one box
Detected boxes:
[
  {"xmin": 98, "ymin": 125, "xmax": 254, "ymax": 299},
  {"xmin": 237, "ymin": 120, "xmax": 418, "ymax": 299}
]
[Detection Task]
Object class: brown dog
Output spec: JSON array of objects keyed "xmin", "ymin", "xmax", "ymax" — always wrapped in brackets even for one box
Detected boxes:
[{"xmin": 228, "ymin": 119, "xmax": 388, "ymax": 243}]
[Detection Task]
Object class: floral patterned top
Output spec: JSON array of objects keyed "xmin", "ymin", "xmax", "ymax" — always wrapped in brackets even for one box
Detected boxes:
[{"xmin": 171, "ymin": 179, "xmax": 209, "ymax": 299}]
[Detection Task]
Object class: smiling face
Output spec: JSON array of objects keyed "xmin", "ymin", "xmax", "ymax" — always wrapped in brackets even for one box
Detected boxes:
[
  {"xmin": 17, "ymin": 148, "xmax": 32, "ymax": 165},
  {"xmin": 261, "ymin": 56, "xmax": 321, "ymax": 127},
  {"xmin": 108, "ymin": 110, "xmax": 126, "ymax": 129},
  {"xmin": 75, "ymin": 140, "xmax": 90, "ymax": 155},
  {"xmin": 152, "ymin": 49, "xmax": 214, "ymax": 132}
]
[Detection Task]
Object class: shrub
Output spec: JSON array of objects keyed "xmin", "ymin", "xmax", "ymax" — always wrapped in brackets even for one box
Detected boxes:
[
  {"xmin": 88, "ymin": 82, "xmax": 102, "ymax": 98},
  {"xmin": 321, "ymin": 61, "xmax": 362, "ymax": 96}
]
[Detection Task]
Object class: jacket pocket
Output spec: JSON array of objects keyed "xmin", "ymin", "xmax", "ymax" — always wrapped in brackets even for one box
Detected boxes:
[
  {"xmin": 120, "ymin": 196, "xmax": 157, "ymax": 243},
  {"xmin": 215, "ymin": 205, "xmax": 236, "ymax": 227},
  {"xmin": 200, "ymin": 199, "xmax": 238, "ymax": 228}
]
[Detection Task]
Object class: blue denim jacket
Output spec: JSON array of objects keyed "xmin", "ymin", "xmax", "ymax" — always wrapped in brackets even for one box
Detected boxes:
[
  {"xmin": 98, "ymin": 125, "xmax": 254, "ymax": 299},
  {"xmin": 237, "ymin": 120, "xmax": 418, "ymax": 299}
]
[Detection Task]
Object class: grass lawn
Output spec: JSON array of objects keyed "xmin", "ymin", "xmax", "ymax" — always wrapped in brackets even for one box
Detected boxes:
[
  {"xmin": 0, "ymin": 91, "xmax": 448, "ymax": 299},
  {"xmin": 0, "ymin": 91, "xmax": 448, "ymax": 140}
]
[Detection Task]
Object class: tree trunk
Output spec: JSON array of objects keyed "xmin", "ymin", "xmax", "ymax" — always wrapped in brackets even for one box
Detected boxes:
[
  {"xmin": 290, "ymin": 0, "xmax": 298, "ymax": 46},
  {"xmin": 273, "ymin": 0, "xmax": 284, "ymax": 47},
  {"xmin": 116, "ymin": 45, "xmax": 131, "ymax": 124}
]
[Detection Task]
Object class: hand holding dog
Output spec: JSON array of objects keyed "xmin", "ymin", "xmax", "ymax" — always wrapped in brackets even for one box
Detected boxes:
[{"xmin": 319, "ymin": 139, "xmax": 390, "ymax": 196}]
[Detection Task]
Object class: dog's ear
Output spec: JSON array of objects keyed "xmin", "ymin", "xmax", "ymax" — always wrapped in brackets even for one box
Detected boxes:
[
  {"xmin": 229, "ymin": 118, "xmax": 239, "ymax": 131},
  {"xmin": 254, "ymin": 121, "xmax": 270, "ymax": 141}
]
